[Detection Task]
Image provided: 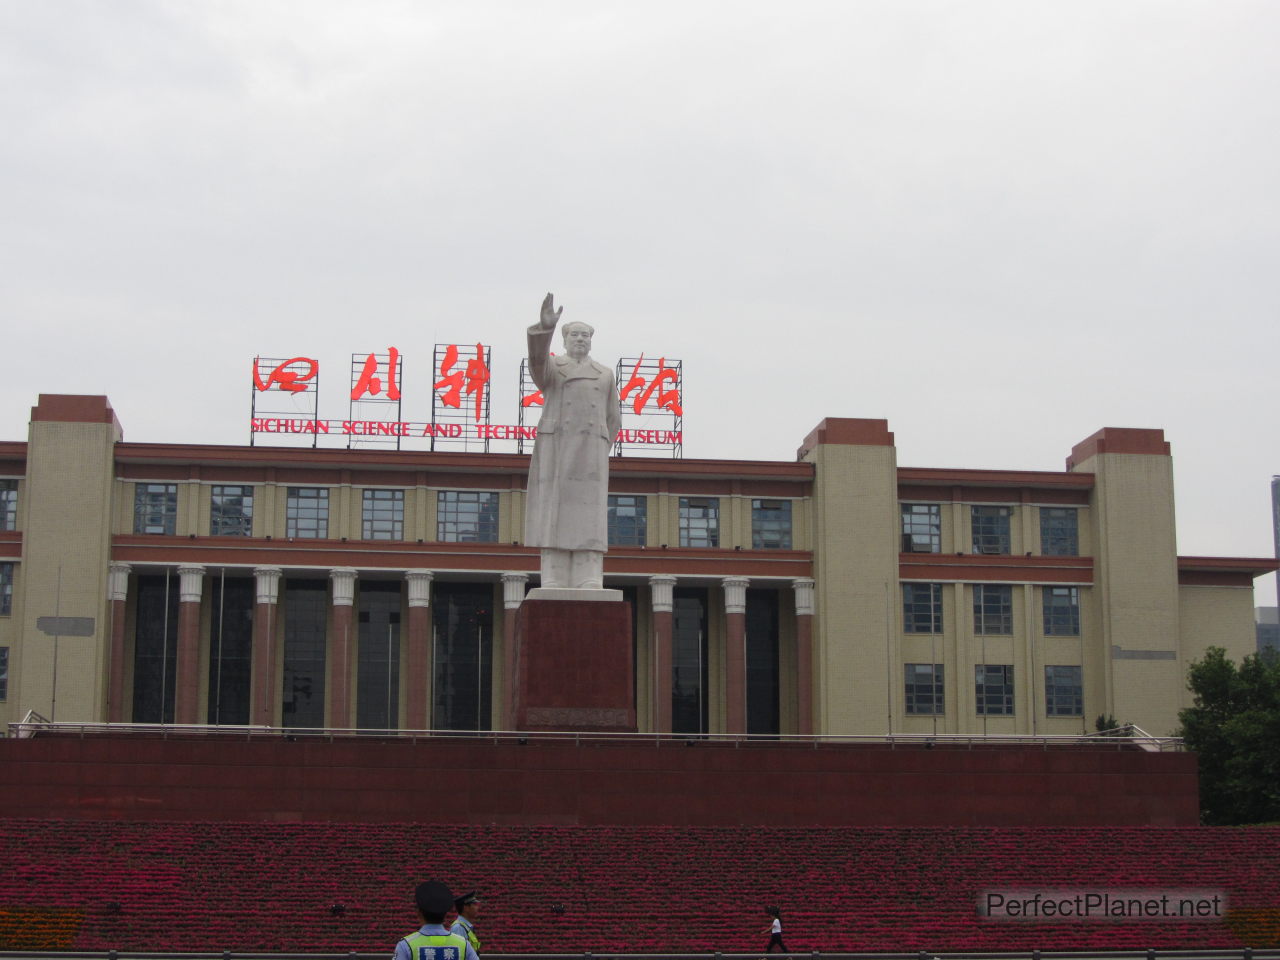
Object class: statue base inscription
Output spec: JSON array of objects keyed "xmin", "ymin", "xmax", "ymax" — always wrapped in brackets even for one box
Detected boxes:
[
  {"xmin": 513, "ymin": 598, "xmax": 636, "ymax": 733},
  {"xmin": 526, "ymin": 586, "xmax": 623, "ymax": 603}
]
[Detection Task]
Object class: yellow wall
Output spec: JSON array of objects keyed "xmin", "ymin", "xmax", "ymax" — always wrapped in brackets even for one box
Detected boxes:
[
  {"xmin": 804, "ymin": 440, "xmax": 898, "ymax": 735},
  {"xmin": 16, "ymin": 419, "xmax": 121, "ymax": 721}
]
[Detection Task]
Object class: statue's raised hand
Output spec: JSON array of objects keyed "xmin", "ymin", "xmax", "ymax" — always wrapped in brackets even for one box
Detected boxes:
[{"xmin": 540, "ymin": 292, "xmax": 563, "ymax": 331}]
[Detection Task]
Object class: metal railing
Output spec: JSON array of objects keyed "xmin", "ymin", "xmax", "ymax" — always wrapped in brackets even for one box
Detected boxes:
[
  {"xmin": 5, "ymin": 715, "xmax": 1183, "ymax": 751},
  {"xmin": 0, "ymin": 951, "xmax": 1274, "ymax": 960}
]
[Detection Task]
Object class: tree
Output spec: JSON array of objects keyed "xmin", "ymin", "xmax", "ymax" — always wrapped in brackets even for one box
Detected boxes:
[
  {"xmin": 1177, "ymin": 646, "xmax": 1280, "ymax": 825},
  {"xmin": 1094, "ymin": 713, "xmax": 1124, "ymax": 735}
]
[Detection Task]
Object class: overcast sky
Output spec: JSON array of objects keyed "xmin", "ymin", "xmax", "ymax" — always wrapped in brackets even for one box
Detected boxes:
[{"xmin": 2, "ymin": 1, "xmax": 1277, "ymax": 602}]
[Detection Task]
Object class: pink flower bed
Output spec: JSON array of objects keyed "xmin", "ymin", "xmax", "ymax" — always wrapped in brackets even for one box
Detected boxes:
[{"xmin": 0, "ymin": 821, "xmax": 1277, "ymax": 952}]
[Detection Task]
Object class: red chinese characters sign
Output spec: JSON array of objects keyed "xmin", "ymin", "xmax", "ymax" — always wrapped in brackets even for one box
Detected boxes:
[
  {"xmin": 620, "ymin": 354, "xmax": 683, "ymax": 416},
  {"xmin": 253, "ymin": 357, "xmax": 318, "ymax": 394},
  {"xmin": 433, "ymin": 343, "xmax": 490, "ymax": 422},
  {"xmin": 250, "ymin": 345, "xmax": 683, "ymax": 453},
  {"xmin": 350, "ymin": 348, "xmax": 401, "ymax": 401}
]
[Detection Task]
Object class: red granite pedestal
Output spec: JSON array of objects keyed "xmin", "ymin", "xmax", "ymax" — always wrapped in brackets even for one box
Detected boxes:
[{"xmin": 513, "ymin": 598, "xmax": 636, "ymax": 732}]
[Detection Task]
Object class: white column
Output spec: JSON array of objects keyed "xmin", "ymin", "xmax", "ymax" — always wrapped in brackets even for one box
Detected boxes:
[
  {"xmin": 330, "ymin": 567, "xmax": 357, "ymax": 606},
  {"xmin": 649, "ymin": 574, "xmax": 677, "ymax": 612},
  {"xmin": 792, "ymin": 577, "xmax": 815, "ymax": 615},
  {"xmin": 405, "ymin": 569, "xmax": 434, "ymax": 608},
  {"xmin": 108, "ymin": 562, "xmax": 132, "ymax": 602},
  {"xmin": 502, "ymin": 572, "xmax": 530, "ymax": 609},
  {"xmin": 178, "ymin": 565, "xmax": 205, "ymax": 603},
  {"xmin": 254, "ymin": 566, "xmax": 282, "ymax": 606},
  {"xmin": 722, "ymin": 576, "xmax": 749, "ymax": 614}
]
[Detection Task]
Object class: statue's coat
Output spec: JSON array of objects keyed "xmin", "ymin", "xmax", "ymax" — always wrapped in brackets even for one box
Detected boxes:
[{"xmin": 523, "ymin": 324, "xmax": 621, "ymax": 552}]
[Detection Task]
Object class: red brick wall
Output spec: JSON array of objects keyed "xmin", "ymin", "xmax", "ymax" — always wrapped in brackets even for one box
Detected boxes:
[
  {"xmin": 0, "ymin": 735, "xmax": 1198, "ymax": 826},
  {"xmin": 6, "ymin": 820, "xmax": 1277, "ymax": 953}
]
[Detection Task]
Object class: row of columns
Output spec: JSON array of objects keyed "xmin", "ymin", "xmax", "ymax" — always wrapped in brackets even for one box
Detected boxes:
[{"xmin": 105, "ymin": 561, "xmax": 815, "ymax": 734}]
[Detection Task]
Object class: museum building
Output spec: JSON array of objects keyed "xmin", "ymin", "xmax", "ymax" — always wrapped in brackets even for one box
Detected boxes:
[{"xmin": 0, "ymin": 394, "xmax": 1273, "ymax": 739}]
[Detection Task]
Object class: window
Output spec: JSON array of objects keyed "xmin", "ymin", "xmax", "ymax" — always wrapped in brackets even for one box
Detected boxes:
[
  {"xmin": 750, "ymin": 499, "xmax": 792, "ymax": 549},
  {"xmin": 672, "ymin": 588, "xmax": 710, "ymax": 734},
  {"xmin": 976, "ymin": 664, "xmax": 1014, "ymax": 715},
  {"xmin": 1040, "ymin": 507, "xmax": 1079, "ymax": 556},
  {"xmin": 1043, "ymin": 586, "xmax": 1080, "ymax": 636},
  {"xmin": 971, "ymin": 505, "xmax": 1011, "ymax": 554},
  {"xmin": 905, "ymin": 663, "xmax": 944, "ymax": 715},
  {"xmin": 679, "ymin": 497, "xmax": 719, "ymax": 548},
  {"xmin": 357, "ymin": 582, "xmax": 402, "ymax": 729},
  {"xmin": 0, "ymin": 645, "xmax": 7, "ymax": 700},
  {"xmin": 132, "ymin": 573, "xmax": 178, "ymax": 723},
  {"xmin": 746, "ymin": 589, "xmax": 780, "ymax": 735},
  {"xmin": 362, "ymin": 489, "xmax": 404, "ymax": 540},
  {"xmin": 432, "ymin": 582, "xmax": 494, "ymax": 731},
  {"xmin": 901, "ymin": 503, "xmax": 940, "ymax": 553},
  {"xmin": 0, "ymin": 480, "xmax": 16, "ymax": 531},
  {"xmin": 210, "ymin": 485, "xmax": 254, "ymax": 537},
  {"xmin": 608, "ymin": 495, "xmax": 647, "ymax": 546},
  {"xmin": 134, "ymin": 483, "xmax": 177, "ymax": 535},
  {"xmin": 1045, "ymin": 665, "xmax": 1083, "ymax": 716},
  {"xmin": 207, "ymin": 576, "xmax": 254, "ymax": 725},
  {"xmin": 437, "ymin": 491, "xmax": 498, "ymax": 543},
  {"xmin": 286, "ymin": 487, "xmax": 329, "ymax": 539},
  {"xmin": 902, "ymin": 583, "xmax": 942, "ymax": 633},
  {"xmin": 282, "ymin": 579, "xmax": 328, "ymax": 729},
  {"xmin": 0, "ymin": 563, "xmax": 11, "ymax": 616},
  {"xmin": 973, "ymin": 584, "xmax": 1013, "ymax": 635}
]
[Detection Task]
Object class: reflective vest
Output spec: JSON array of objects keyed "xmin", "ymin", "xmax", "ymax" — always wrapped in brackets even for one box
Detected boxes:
[
  {"xmin": 403, "ymin": 929, "xmax": 470, "ymax": 960},
  {"xmin": 453, "ymin": 916, "xmax": 481, "ymax": 953}
]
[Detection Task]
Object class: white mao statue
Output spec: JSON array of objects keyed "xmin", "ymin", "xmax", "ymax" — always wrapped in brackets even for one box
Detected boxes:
[{"xmin": 524, "ymin": 292, "xmax": 622, "ymax": 594}]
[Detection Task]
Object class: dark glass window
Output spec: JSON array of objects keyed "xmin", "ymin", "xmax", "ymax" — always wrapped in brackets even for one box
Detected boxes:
[
  {"xmin": 973, "ymin": 584, "xmax": 1014, "ymax": 635},
  {"xmin": 286, "ymin": 487, "xmax": 329, "ymax": 539},
  {"xmin": 679, "ymin": 497, "xmax": 719, "ymax": 548},
  {"xmin": 971, "ymin": 505, "xmax": 1011, "ymax": 554},
  {"xmin": 976, "ymin": 664, "xmax": 1014, "ymax": 715},
  {"xmin": 672, "ymin": 588, "xmax": 709, "ymax": 734},
  {"xmin": 746, "ymin": 588, "xmax": 780, "ymax": 735},
  {"xmin": 210, "ymin": 485, "xmax": 253, "ymax": 537},
  {"xmin": 207, "ymin": 576, "xmax": 254, "ymax": 725},
  {"xmin": 1040, "ymin": 507, "xmax": 1079, "ymax": 556},
  {"xmin": 0, "ymin": 646, "xmax": 7, "ymax": 700},
  {"xmin": 357, "ymin": 582, "xmax": 402, "ymax": 729},
  {"xmin": 1045, "ymin": 665, "xmax": 1083, "ymax": 716},
  {"xmin": 905, "ymin": 663, "xmax": 944, "ymax": 715},
  {"xmin": 132, "ymin": 573, "xmax": 178, "ymax": 722},
  {"xmin": 901, "ymin": 503, "xmax": 941, "ymax": 553},
  {"xmin": 751, "ymin": 500, "xmax": 792, "ymax": 549},
  {"xmin": 432, "ymin": 582, "xmax": 493, "ymax": 731},
  {"xmin": 134, "ymin": 483, "xmax": 177, "ymax": 535},
  {"xmin": 0, "ymin": 480, "xmax": 16, "ymax": 531},
  {"xmin": 902, "ymin": 583, "xmax": 942, "ymax": 633},
  {"xmin": 608, "ymin": 494, "xmax": 647, "ymax": 546},
  {"xmin": 437, "ymin": 491, "xmax": 498, "ymax": 543},
  {"xmin": 362, "ymin": 489, "xmax": 404, "ymax": 541},
  {"xmin": 282, "ymin": 579, "xmax": 328, "ymax": 729},
  {"xmin": 1043, "ymin": 586, "xmax": 1080, "ymax": 636},
  {"xmin": 0, "ymin": 562, "xmax": 11, "ymax": 616},
  {"xmin": 619, "ymin": 583, "xmax": 640, "ymax": 707}
]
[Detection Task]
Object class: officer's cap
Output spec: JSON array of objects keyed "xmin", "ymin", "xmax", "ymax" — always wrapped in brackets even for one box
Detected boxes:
[
  {"xmin": 455, "ymin": 891, "xmax": 481, "ymax": 909},
  {"xmin": 415, "ymin": 881, "xmax": 455, "ymax": 916}
]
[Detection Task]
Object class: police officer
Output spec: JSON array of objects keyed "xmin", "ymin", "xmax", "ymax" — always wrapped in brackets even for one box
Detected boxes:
[
  {"xmin": 451, "ymin": 891, "xmax": 482, "ymax": 954},
  {"xmin": 394, "ymin": 881, "xmax": 479, "ymax": 960}
]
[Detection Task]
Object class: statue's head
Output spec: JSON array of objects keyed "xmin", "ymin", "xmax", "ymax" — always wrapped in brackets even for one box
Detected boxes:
[{"xmin": 561, "ymin": 321, "xmax": 594, "ymax": 359}]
